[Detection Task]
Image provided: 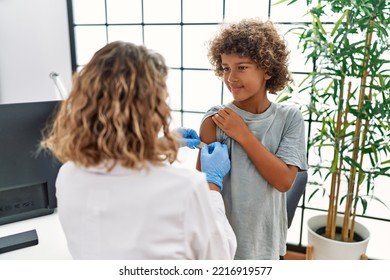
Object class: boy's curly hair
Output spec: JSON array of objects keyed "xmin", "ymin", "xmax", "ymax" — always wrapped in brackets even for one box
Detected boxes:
[
  {"xmin": 208, "ymin": 19, "xmax": 292, "ymax": 94},
  {"xmin": 41, "ymin": 41, "xmax": 179, "ymax": 171}
]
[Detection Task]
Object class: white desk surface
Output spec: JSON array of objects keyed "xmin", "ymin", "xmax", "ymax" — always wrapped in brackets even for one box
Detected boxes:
[{"xmin": 0, "ymin": 210, "xmax": 72, "ymax": 260}]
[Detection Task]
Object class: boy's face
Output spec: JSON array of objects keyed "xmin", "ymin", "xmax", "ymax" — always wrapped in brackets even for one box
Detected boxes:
[{"xmin": 221, "ymin": 53, "xmax": 271, "ymax": 103}]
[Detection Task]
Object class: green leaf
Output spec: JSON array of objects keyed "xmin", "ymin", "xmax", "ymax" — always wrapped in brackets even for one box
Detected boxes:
[
  {"xmin": 311, "ymin": 13, "xmax": 326, "ymax": 35},
  {"xmin": 360, "ymin": 197, "xmax": 368, "ymax": 215},
  {"xmin": 308, "ymin": 188, "xmax": 320, "ymax": 203},
  {"xmin": 331, "ymin": 10, "xmax": 349, "ymax": 37},
  {"xmin": 358, "ymin": 172, "xmax": 366, "ymax": 186},
  {"xmin": 275, "ymin": 94, "xmax": 292, "ymax": 103},
  {"xmin": 272, "ymin": 0, "xmax": 297, "ymax": 5}
]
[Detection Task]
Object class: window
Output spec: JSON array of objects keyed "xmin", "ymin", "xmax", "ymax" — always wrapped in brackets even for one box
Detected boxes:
[{"xmin": 67, "ymin": 0, "xmax": 390, "ymax": 259}]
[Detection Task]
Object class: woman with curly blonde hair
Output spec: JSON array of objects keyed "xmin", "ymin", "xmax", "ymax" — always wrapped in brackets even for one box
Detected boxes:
[
  {"xmin": 197, "ymin": 19, "xmax": 308, "ymax": 260},
  {"xmin": 42, "ymin": 41, "xmax": 236, "ymax": 259}
]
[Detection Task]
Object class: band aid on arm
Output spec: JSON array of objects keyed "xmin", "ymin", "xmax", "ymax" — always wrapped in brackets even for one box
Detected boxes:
[{"xmin": 196, "ymin": 142, "xmax": 204, "ymax": 149}]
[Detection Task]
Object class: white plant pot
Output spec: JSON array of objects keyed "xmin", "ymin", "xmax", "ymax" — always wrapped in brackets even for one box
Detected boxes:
[{"xmin": 307, "ymin": 214, "xmax": 370, "ymax": 260}]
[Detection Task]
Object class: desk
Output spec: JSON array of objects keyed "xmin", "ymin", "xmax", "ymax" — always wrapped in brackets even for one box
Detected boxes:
[{"xmin": 0, "ymin": 210, "xmax": 72, "ymax": 259}]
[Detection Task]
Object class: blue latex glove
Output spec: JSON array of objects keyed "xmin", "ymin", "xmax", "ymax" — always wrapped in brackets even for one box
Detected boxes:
[
  {"xmin": 201, "ymin": 142, "xmax": 231, "ymax": 191},
  {"xmin": 175, "ymin": 127, "xmax": 200, "ymax": 149}
]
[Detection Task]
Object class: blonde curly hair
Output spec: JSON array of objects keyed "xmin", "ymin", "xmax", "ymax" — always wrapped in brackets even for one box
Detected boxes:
[
  {"xmin": 208, "ymin": 19, "xmax": 292, "ymax": 94},
  {"xmin": 41, "ymin": 41, "xmax": 179, "ymax": 171}
]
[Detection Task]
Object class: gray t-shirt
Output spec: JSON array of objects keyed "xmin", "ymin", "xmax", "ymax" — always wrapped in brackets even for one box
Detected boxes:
[{"xmin": 202, "ymin": 102, "xmax": 308, "ymax": 260}]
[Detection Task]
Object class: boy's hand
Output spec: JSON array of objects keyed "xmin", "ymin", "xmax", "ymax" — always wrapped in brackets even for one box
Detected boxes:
[{"xmin": 211, "ymin": 107, "xmax": 250, "ymax": 142}]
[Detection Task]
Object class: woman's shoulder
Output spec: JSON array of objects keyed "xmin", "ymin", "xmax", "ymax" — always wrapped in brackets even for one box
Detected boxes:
[
  {"xmin": 157, "ymin": 165, "xmax": 210, "ymax": 197},
  {"xmin": 58, "ymin": 161, "xmax": 78, "ymax": 174},
  {"xmin": 163, "ymin": 164, "xmax": 206, "ymax": 183}
]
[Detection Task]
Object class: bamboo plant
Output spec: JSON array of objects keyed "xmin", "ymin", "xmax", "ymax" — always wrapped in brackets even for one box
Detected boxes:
[{"xmin": 283, "ymin": 0, "xmax": 390, "ymax": 242}]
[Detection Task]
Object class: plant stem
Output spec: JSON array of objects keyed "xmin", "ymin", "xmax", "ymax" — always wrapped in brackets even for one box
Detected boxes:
[
  {"xmin": 342, "ymin": 19, "xmax": 374, "ymax": 242},
  {"xmin": 326, "ymin": 78, "xmax": 347, "ymax": 239},
  {"xmin": 350, "ymin": 82, "xmax": 374, "ymax": 241},
  {"xmin": 327, "ymin": 8, "xmax": 350, "ymax": 240}
]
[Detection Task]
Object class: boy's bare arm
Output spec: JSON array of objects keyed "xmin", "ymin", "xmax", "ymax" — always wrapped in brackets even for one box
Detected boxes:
[{"xmin": 196, "ymin": 116, "xmax": 217, "ymax": 171}]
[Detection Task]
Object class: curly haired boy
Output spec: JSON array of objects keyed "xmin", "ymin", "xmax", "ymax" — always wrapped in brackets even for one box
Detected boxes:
[{"xmin": 197, "ymin": 19, "xmax": 308, "ymax": 260}]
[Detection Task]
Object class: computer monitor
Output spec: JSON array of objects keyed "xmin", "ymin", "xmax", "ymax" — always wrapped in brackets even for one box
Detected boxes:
[{"xmin": 0, "ymin": 100, "xmax": 62, "ymax": 225}]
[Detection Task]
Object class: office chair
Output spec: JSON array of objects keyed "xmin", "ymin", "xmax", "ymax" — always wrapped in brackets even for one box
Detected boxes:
[{"xmin": 287, "ymin": 171, "xmax": 308, "ymax": 228}]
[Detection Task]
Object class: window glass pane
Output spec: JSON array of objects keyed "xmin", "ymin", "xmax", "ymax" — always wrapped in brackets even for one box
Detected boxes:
[
  {"xmin": 143, "ymin": 0, "xmax": 181, "ymax": 23},
  {"xmin": 166, "ymin": 69, "xmax": 182, "ymax": 111},
  {"xmin": 308, "ymin": 122, "xmax": 333, "ymax": 167},
  {"xmin": 183, "ymin": 112, "xmax": 204, "ymax": 133},
  {"xmin": 106, "ymin": 0, "xmax": 142, "ymax": 23},
  {"xmin": 183, "ymin": 70, "xmax": 222, "ymax": 112},
  {"xmin": 107, "ymin": 26, "xmax": 143, "ymax": 45},
  {"xmin": 278, "ymin": 24, "xmax": 313, "ymax": 73},
  {"xmin": 74, "ymin": 26, "xmax": 107, "ymax": 65},
  {"xmin": 144, "ymin": 26, "xmax": 181, "ymax": 68},
  {"xmin": 183, "ymin": 25, "xmax": 216, "ymax": 69},
  {"xmin": 72, "ymin": 0, "xmax": 106, "ymax": 24},
  {"xmin": 271, "ymin": 1, "xmax": 336, "ymax": 22},
  {"xmin": 224, "ymin": 0, "xmax": 268, "ymax": 22},
  {"xmin": 361, "ymin": 176, "xmax": 390, "ymax": 220},
  {"xmin": 222, "ymin": 82, "xmax": 234, "ymax": 104},
  {"xmin": 171, "ymin": 111, "xmax": 182, "ymax": 128},
  {"xmin": 290, "ymin": 73, "xmax": 312, "ymax": 107},
  {"xmin": 183, "ymin": 0, "xmax": 223, "ymax": 23},
  {"xmin": 305, "ymin": 168, "xmax": 333, "ymax": 211},
  {"xmin": 270, "ymin": 1, "xmax": 311, "ymax": 22},
  {"xmin": 170, "ymin": 112, "xmax": 205, "ymax": 139},
  {"xmin": 286, "ymin": 208, "xmax": 303, "ymax": 244}
]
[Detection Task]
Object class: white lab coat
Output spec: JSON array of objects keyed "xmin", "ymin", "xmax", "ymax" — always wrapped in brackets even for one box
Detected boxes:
[{"xmin": 55, "ymin": 161, "xmax": 237, "ymax": 259}]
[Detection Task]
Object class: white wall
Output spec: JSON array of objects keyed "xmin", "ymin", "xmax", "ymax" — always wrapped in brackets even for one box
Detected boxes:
[{"xmin": 0, "ymin": 0, "xmax": 72, "ymax": 104}]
